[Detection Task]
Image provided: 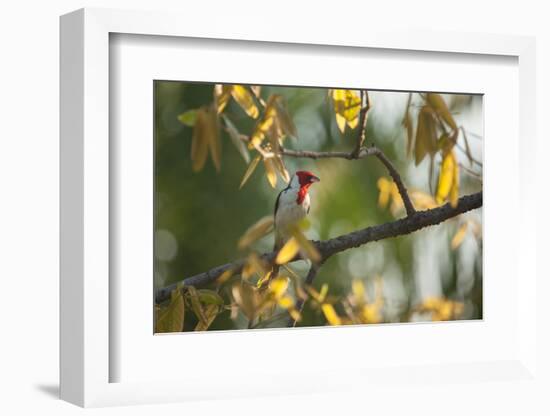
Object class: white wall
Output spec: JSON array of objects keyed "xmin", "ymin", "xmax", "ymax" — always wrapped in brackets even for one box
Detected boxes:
[{"xmin": 1, "ymin": 1, "xmax": 548, "ymax": 414}]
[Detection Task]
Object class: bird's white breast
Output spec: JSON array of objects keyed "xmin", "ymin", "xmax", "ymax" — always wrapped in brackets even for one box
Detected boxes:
[{"xmin": 275, "ymin": 187, "xmax": 310, "ymax": 234}]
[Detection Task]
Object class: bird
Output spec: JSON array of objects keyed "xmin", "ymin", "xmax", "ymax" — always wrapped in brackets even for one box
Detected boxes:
[{"xmin": 273, "ymin": 170, "xmax": 320, "ymax": 252}]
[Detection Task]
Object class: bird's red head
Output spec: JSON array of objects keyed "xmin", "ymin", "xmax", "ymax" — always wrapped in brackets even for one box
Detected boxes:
[
  {"xmin": 295, "ymin": 171, "xmax": 320, "ymax": 187},
  {"xmin": 294, "ymin": 171, "xmax": 320, "ymax": 205}
]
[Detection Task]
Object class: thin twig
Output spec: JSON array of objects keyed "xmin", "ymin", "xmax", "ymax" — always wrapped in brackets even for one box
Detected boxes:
[
  {"xmin": 352, "ymin": 90, "xmax": 371, "ymax": 157},
  {"xmin": 455, "ymin": 142, "xmax": 483, "ymax": 168},
  {"xmin": 459, "ymin": 163, "xmax": 483, "ymax": 181}
]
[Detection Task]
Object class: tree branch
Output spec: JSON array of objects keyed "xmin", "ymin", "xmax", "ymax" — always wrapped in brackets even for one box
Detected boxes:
[
  {"xmin": 352, "ymin": 90, "xmax": 371, "ymax": 157},
  {"xmin": 280, "ymin": 145, "xmax": 416, "ymax": 216},
  {"xmin": 155, "ymin": 191, "xmax": 482, "ymax": 304}
]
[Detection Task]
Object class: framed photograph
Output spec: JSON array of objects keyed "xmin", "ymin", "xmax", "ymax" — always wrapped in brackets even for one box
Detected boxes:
[{"xmin": 60, "ymin": 8, "xmax": 538, "ymax": 408}]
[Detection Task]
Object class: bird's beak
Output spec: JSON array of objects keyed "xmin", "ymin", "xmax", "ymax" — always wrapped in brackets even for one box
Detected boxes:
[{"xmin": 311, "ymin": 175, "xmax": 320, "ymax": 183}]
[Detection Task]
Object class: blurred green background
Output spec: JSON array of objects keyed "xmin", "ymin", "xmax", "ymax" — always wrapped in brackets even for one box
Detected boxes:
[{"xmin": 154, "ymin": 81, "xmax": 483, "ymax": 330}]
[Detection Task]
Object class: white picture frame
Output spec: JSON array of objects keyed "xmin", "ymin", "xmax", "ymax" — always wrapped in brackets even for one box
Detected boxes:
[{"xmin": 60, "ymin": 7, "xmax": 538, "ymax": 408}]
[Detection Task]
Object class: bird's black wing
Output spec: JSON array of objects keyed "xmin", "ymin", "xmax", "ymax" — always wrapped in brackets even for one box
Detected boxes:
[{"xmin": 273, "ymin": 184, "xmax": 290, "ymax": 218}]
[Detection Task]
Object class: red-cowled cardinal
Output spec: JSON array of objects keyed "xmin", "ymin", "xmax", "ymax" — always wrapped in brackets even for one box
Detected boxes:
[{"xmin": 274, "ymin": 170, "xmax": 320, "ymax": 251}]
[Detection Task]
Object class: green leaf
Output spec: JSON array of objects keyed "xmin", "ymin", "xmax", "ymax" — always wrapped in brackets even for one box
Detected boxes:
[
  {"xmin": 177, "ymin": 109, "xmax": 198, "ymax": 127},
  {"xmin": 155, "ymin": 287, "xmax": 185, "ymax": 333},
  {"xmin": 197, "ymin": 289, "xmax": 224, "ymax": 306},
  {"xmin": 187, "ymin": 286, "xmax": 208, "ymax": 325},
  {"xmin": 194, "ymin": 304, "xmax": 219, "ymax": 331}
]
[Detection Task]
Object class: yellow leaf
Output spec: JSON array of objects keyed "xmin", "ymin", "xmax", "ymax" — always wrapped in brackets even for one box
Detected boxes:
[
  {"xmin": 231, "ymin": 85, "xmax": 259, "ymax": 119},
  {"xmin": 241, "ymin": 261, "xmax": 255, "ymax": 280},
  {"xmin": 361, "ymin": 304, "xmax": 381, "ymax": 324},
  {"xmin": 352, "ymin": 279, "xmax": 366, "ymax": 300},
  {"xmin": 155, "ymin": 287, "xmax": 185, "ymax": 333},
  {"xmin": 238, "ymin": 216, "xmax": 274, "ymax": 250},
  {"xmin": 377, "ymin": 177, "xmax": 392, "ymax": 209},
  {"xmin": 214, "ymin": 84, "xmax": 232, "ymax": 114},
  {"xmin": 249, "ymin": 99, "xmax": 277, "ymax": 149},
  {"xmin": 415, "ymin": 105, "xmax": 437, "ymax": 165},
  {"xmin": 305, "ymin": 285, "xmax": 322, "ymax": 303},
  {"xmin": 450, "ymin": 157, "xmax": 460, "ymax": 207},
  {"xmin": 410, "ymin": 191, "xmax": 438, "ymax": 210},
  {"xmin": 436, "ymin": 151, "xmax": 458, "ymax": 205},
  {"xmin": 380, "ymin": 176, "xmax": 425, "ymax": 216},
  {"xmin": 264, "ymin": 157, "xmax": 278, "ymax": 188},
  {"xmin": 277, "ymin": 295, "xmax": 294, "ymax": 309},
  {"xmin": 417, "ymin": 297, "xmax": 464, "ymax": 321},
  {"xmin": 245, "ymin": 252, "xmax": 269, "ymax": 279},
  {"xmin": 275, "ymin": 237, "xmax": 300, "ymax": 264},
  {"xmin": 239, "ymin": 155, "xmax": 261, "ymax": 189},
  {"xmin": 331, "ymin": 90, "xmax": 361, "ymax": 134},
  {"xmin": 273, "ymin": 96, "xmax": 297, "ymax": 138},
  {"xmin": 335, "ymin": 113, "xmax": 347, "ymax": 134},
  {"xmin": 322, "ymin": 303, "xmax": 342, "ymax": 326},
  {"xmin": 278, "ymin": 294, "xmax": 302, "ymax": 322},
  {"xmin": 205, "ymin": 107, "xmax": 221, "ymax": 172},
  {"xmin": 267, "ymin": 119, "xmax": 282, "ymax": 153},
  {"xmin": 451, "ymin": 223, "xmax": 469, "ymax": 250},
  {"xmin": 468, "ymin": 219, "xmax": 482, "ymax": 239},
  {"xmin": 426, "ymin": 93, "xmax": 457, "ymax": 131},
  {"xmin": 232, "ymin": 283, "xmax": 261, "ymax": 321},
  {"xmin": 272, "ymin": 155, "xmax": 290, "ymax": 184},
  {"xmin": 438, "ymin": 129, "xmax": 459, "ymax": 154},
  {"xmin": 290, "ymin": 226, "xmax": 321, "ymax": 263},
  {"xmin": 269, "ymin": 277, "xmax": 289, "ymax": 298},
  {"xmin": 217, "ymin": 268, "xmax": 234, "ymax": 284},
  {"xmin": 190, "ymin": 109, "xmax": 210, "ymax": 172},
  {"xmin": 194, "ymin": 304, "xmax": 219, "ymax": 331},
  {"xmin": 318, "ymin": 283, "xmax": 328, "ymax": 303},
  {"xmin": 288, "ymin": 308, "xmax": 301, "ymax": 322}
]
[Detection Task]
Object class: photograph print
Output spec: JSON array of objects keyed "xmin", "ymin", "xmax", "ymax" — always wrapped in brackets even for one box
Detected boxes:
[{"xmin": 154, "ymin": 82, "xmax": 483, "ymax": 333}]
